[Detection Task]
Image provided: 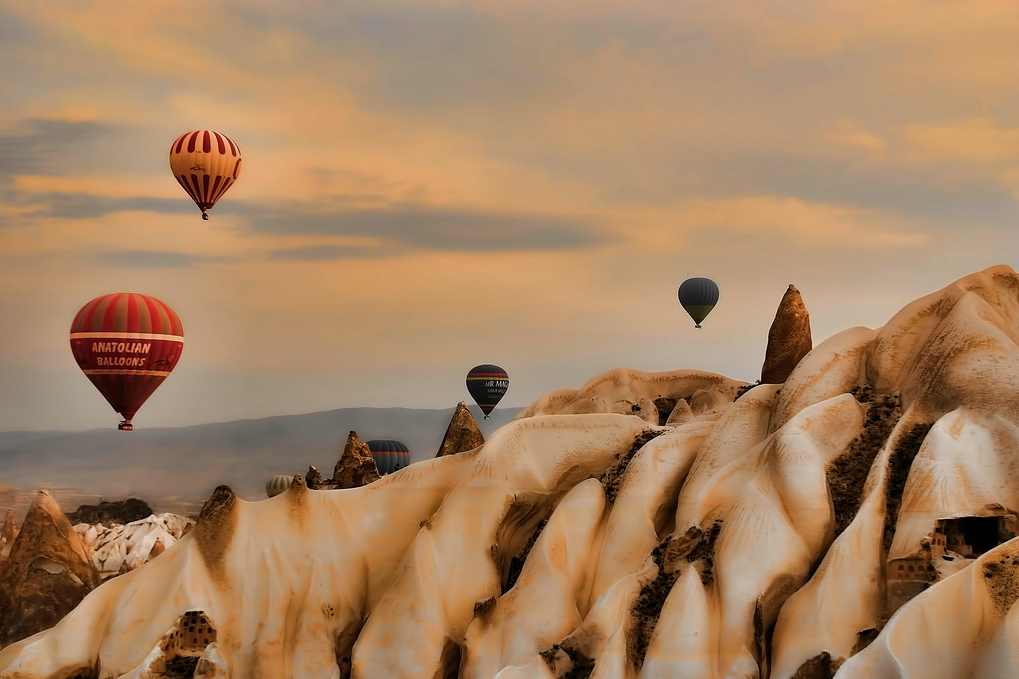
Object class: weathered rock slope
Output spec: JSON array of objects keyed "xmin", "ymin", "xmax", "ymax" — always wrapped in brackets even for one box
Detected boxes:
[{"xmin": 0, "ymin": 265, "xmax": 1016, "ymax": 679}]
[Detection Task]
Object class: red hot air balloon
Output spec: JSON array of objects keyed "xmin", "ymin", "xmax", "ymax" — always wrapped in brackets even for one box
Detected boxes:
[
  {"xmin": 169, "ymin": 130, "xmax": 242, "ymax": 220},
  {"xmin": 69, "ymin": 293, "xmax": 185, "ymax": 431}
]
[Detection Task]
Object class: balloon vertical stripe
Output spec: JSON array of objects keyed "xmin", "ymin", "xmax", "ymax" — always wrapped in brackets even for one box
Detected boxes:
[{"xmin": 126, "ymin": 293, "xmax": 139, "ymax": 333}]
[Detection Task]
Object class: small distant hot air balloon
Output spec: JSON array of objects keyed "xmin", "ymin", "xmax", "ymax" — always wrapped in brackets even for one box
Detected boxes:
[
  {"xmin": 366, "ymin": 440, "xmax": 410, "ymax": 475},
  {"xmin": 678, "ymin": 277, "xmax": 719, "ymax": 328},
  {"xmin": 168, "ymin": 130, "xmax": 242, "ymax": 220},
  {"xmin": 69, "ymin": 293, "xmax": 185, "ymax": 431},
  {"xmin": 266, "ymin": 474, "xmax": 293, "ymax": 498},
  {"xmin": 466, "ymin": 364, "xmax": 509, "ymax": 420}
]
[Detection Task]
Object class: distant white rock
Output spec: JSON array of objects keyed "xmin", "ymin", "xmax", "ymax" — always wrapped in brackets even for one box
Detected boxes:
[{"xmin": 73, "ymin": 513, "xmax": 194, "ymax": 576}]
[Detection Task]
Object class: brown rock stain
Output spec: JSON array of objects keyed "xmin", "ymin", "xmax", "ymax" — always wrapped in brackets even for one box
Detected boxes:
[{"xmin": 195, "ymin": 485, "xmax": 238, "ymax": 585}]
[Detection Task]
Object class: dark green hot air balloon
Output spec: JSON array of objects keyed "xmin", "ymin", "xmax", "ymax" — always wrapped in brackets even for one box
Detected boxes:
[
  {"xmin": 678, "ymin": 277, "xmax": 719, "ymax": 328},
  {"xmin": 466, "ymin": 364, "xmax": 509, "ymax": 420},
  {"xmin": 366, "ymin": 439, "xmax": 410, "ymax": 475}
]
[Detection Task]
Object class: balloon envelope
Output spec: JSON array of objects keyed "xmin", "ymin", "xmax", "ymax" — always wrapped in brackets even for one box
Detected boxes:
[
  {"xmin": 678, "ymin": 277, "xmax": 719, "ymax": 328},
  {"xmin": 69, "ymin": 293, "xmax": 184, "ymax": 427},
  {"xmin": 169, "ymin": 130, "xmax": 242, "ymax": 219},
  {"xmin": 466, "ymin": 364, "xmax": 509, "ymax": 419},
  {"xmin": 366, "ymin": 440, "xmax": 410, "ymax": 475},
  {"xmin": 266, "ymin": 474, "xmax": 292, "ymax": 498}
]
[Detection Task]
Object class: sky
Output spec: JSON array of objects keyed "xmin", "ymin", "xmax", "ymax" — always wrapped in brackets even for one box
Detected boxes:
[{"xmin": 1, "ymin": 0, "xmax": 1017, "ymax": 432}]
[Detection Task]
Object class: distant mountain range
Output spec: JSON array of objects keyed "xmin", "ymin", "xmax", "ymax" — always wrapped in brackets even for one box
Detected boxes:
[{"xmin": 0, "ymin": 406, "xmax": 523, "ymax": 515}]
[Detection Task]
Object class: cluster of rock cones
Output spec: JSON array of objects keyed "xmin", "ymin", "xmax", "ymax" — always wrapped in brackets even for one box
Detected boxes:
[{"xmin": 0, "ymin": 281, "xmax": 814, "ymax": 663}]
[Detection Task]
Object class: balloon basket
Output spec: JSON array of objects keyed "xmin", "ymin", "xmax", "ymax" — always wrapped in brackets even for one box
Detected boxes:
[
  {"xmin": 202, "ymin": 213, "xmax": 209, "ymax": 220},
  {"xmin": 118, "ymin": 421, "xmax": 134, "ymax": 431},
  {"xmin": 484, "ymin": 415, "xmax": 491, "ymax": 420},
  {"xmin": 695, "ymin": 324, "xmax": 702, "ymax": 329}
]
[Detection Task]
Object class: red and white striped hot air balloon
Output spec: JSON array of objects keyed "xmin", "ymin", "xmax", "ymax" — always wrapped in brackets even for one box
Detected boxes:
[
  {"xmin": 69, "ymin": 293, "xmax": 185, "ymax": 431},
  {"xmin": 169, "ymin": 130, "xmax": 242, "ymax": 220}
]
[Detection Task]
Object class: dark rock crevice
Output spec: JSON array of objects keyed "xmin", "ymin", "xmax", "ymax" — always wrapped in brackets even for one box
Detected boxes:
[
  {"xmin": 883, "ymin": 423, "xmax": 935, "ymax": 553},
  {"xmin": 600, "ymin": 430, "xmax": 667, "ymax": 505},
  {"xmin": 827, "ymin": 390, "xmax": 901, "ymax": 538}
]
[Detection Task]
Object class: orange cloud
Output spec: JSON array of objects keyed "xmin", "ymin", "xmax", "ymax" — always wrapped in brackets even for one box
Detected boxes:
[
  {"xmin": 827, "ymin": 121, "xmax": 886, "ymax": 154},
  {"xmin": 905, "ymin": 119, "xmax": 1019, "ymax": 163}
]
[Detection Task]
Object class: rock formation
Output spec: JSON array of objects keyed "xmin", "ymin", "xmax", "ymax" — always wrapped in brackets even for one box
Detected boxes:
[
  {"xmin": 0, "ymin": 490, "xmax": 101, "ymax": 647},
  {"xmin": 436, "ymin": 401, "xmax": 486, "ymax": 457},
  {"xmin": 761, "ymin": 283, "xmax": 813, "ymax": 384},
  {"xmin": 664, "ymin": 397, "xmax": 694, "ymax": 426},
  {"xmin": 148, "ymin": 539, "xmax": 166, "ymax": 560},
  {"xmin": 0, "ymin": 511, "xmax": 18, "ymax": 564},
  {"xmin": 0, "ymin": 265, "xmax": 1017, "ymax": 679},
  {"xmin": 332, "ymin": 431, "xmax": 381, "ymax": 489},
  {"xmin": 66, "ymin": 498, "xmax": 154, "ymax": 527},
  {"xmin": 73, "ymin": 512, "xmax": 194, "ymax": 578},
  {"xmin": 305, "ymin": 465, "xmax": 326, "ymax": 490},
  {"xmin": 516, "ymin": 368, "xmax": 745, "ymax": 426}
]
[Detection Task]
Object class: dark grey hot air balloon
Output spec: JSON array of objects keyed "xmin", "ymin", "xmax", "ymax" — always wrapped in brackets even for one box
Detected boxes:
[
  {"xmin": 678, "ymin": 277, "xmax": 719, "ymax": 328},
  {"xmin": 466, "ymin": 364, "xmax": 509, "ymax": 419},
  {"xmin": 266, "ymin": 474, "xmax": 293, "ymax": 498},
  {"xmin": 366, "ymin": 440, "xmax": 410, "ymax": 475}
]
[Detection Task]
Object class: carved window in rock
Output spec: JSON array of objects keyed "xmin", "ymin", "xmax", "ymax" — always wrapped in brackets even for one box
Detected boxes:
[{"xmin": 170, "ymin": 610, "xmax": 218, "ymax": 656}]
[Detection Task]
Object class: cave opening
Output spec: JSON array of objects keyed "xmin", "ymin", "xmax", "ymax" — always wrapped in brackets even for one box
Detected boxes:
[{"xmin": 940, "ymin": 516, "xmax": 1013, "ymax": 557}]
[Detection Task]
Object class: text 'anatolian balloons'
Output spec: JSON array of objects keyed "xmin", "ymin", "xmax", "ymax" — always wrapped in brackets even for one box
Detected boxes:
[{"xmin": 69, "ymin": 293, "xmax": 185, "ymax": 430}]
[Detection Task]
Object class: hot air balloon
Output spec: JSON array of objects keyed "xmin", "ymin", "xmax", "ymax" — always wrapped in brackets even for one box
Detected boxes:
[
  {"xmin": 366, "ymin": 440, "xmax": 410, "ymax": 475},
  {"xmin": 466, "ymin": 364, "xmax": 509, "ymax": 420},
  {"xmin": 678, "ymin": 277, "xmax": 719, "ymax": 328},
  {"xmin": 266, "ymin": 474, "xmax": 293, "ymax": 498},
  {"xmin": 69, "ymin": 293, "xmax": 184, "ymax": 431},
  {"xmin": 168, "ymin": 130, "xmax": 242, "ymax": 220}
]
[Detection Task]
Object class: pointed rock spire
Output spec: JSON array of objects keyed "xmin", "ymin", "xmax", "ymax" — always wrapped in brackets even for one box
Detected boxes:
[
  {"xmin": 664, "ymin": 398, "xmax": 694, "ymax": 427},
  {"xmin": 332, "ymin": 431, "xmax": 381, "ymax": 489},
  {"xmin": 305, "ymin": 465, "xmax": 326, "ymax": 490},
  {"xmin": 0, "ymin": 490, "xmax": 101, "ymax": 646},
  {"xmin": 437, "ymin": 401, "xmax": 486, "ymax": 458},
  {"xmin": 761, "ymin": 284, "xmax": 813, "ymax": 384}
]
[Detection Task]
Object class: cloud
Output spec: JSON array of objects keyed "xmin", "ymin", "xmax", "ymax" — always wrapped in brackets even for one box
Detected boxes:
[
  {"xmin": 905, "ymin": 119, "xmax": 1019, "ymax": 163},
  {"xmin": 0, "ymin": 119, "xmax": 114, "ymax": 181},
  {"xmin": 245, "ymin": 205, "xmax": 610, "ymax": 252},
  {"xmin": 827, "ymin": 121, "xmax": 887, "ymax": 153},
  {"xmin": 267, "ymin": 245, "xmax": 391, "ymax": 261},
  {"xmin": 0, "ymin": 5, "xmax": 31, "ymax": 43},
  {"xmin": 7, "ymin": 192, "xmax": 191, "ymax": 221},
  {"xmin": 96, "ymin": 251, "xmax": 235, "ymax": 268},
  {"xmin": 670, "ymin": 196, "xmax": 929, "ymax": 250}
]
